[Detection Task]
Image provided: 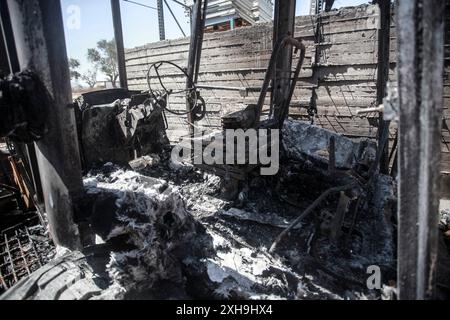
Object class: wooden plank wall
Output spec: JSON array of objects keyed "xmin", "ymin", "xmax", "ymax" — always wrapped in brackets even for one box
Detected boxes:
[{"xmin": 125, "ymin": 3, "xmax": 450, "ymax": 172}]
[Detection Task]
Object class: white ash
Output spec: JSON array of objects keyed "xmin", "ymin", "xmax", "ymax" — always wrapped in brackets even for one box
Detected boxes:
[{"xmin": 83, "ymin": 166, "xmax": 202, "ymax": 298}]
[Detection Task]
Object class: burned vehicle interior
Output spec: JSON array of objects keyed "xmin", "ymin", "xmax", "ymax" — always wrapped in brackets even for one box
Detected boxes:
[{"xmin": 0, "ymin": 0, "xmax": 449, "ymax": 301}]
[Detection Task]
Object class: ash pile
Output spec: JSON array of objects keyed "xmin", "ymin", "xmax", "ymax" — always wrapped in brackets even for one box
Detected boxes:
[
  {"xmin": 82, "ymin": 120, "xmax": 396, "ymax": 300},
  {"xmin": 1, "ymin": 119, "xmax": 397, "ymax": 300}
]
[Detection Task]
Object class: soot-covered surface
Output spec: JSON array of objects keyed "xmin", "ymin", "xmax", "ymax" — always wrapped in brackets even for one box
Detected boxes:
[{"xmin": 81, "ymin": 130, "xmax": 396, "ymax": 300}]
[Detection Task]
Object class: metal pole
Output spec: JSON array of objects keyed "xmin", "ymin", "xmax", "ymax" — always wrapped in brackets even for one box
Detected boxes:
[
  {"xmin": 7, "ymin": 0, "xmax": 84, "ymax": 250},
  {"xmin": 185, "ymin": 0, "xmax": 203, "ymax": 139},
  {"xmin": 397, "ymin": 0, "xmax": 445, "ymax": 300},
  {"xmin": 376, "ymin": 0, "xmax": 391, "ymax": 174},
  {"xmin": 111, "ymin": 0, "xmax": 128, "ymax": 89},
  {"xmin": 272, "ymin": 0, "xmax": 296, "ymax": 124},
  {"xmin": 157, "ymin": 0, "xmax": 166, "ymax": 41}
]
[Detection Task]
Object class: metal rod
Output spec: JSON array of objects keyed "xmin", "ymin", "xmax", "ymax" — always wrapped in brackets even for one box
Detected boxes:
[
  {"xmin": 255, "ymin": 36, "xmax": 305, "ymax": 127},
  {"xmin": 185, "ymin": 0, "xmax": 203, "ymax": 139},
  {"xmin": 170, "ymin": 0, "xmax": 190, "ymax": 10},
  {"xmin": 111, "ymin": 0, "xmax": 128, "ymax": 89},
  {"xmin": 7, "ymin": 0, "xmax": 84, "ymax": 250},
  {"xmin": 396, "ymin": 0, "xmax": 445, "ymax": 300},
  {"xmin": 163, "ymin": 0, "xmax": 185, "ymax": 37},
  {"xmin": 270, "ymin": 182, "xmax": 357, "ymax": 253}
]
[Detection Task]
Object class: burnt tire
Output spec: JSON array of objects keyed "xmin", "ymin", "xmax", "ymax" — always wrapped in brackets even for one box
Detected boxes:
[{"xmin": 1, "ymin": 246, "xmax": 111, "ymax": 300}]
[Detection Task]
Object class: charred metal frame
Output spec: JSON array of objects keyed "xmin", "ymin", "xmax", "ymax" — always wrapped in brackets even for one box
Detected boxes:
[
  {"xmin": 4, "ymin": 0, "xmax": 84, "ymax": 250},
  {"xmin": 396, "ymin": 0, "xmax": 445, "ymax": 299},
  {"xmin": 0, "ymin": 0, "xmax": 446, "ymax": 300}
]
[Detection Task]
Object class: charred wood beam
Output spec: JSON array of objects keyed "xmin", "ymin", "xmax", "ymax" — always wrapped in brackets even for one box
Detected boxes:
[
  {"xmin": 6, "ymin": 0, "xmax": 84, "ymax": 250},
  {"xmin": 111, "ymin": 0, "xmax": 128, "ymax": 89},
  {"xmin": 397, "ymin": 0, "xmax": 445, "ymax": 300}
]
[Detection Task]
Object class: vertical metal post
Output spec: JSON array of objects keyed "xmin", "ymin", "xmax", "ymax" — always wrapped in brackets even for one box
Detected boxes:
[
  {"xmin": 7, "ymin": 0, "xmax": 84, "ymax": 250},
  {"xmin": 397, "ymin": 0, "xmax": 445, "ymax": 300},
  {"xmin": 272, "ymin": 0, "xmax": 296, "ymax": 124},
  {"xmin": 111, "ymin": 0, "xmax": 128, "ymax": 89},
  {"xmin": 376, "ymin": 0, "xmax": 391, "ymax": 174},
  {"xmin": 157, "ymin": 0, "xmax": 166, "ymax": 41},
  {"xmin": 186, "ymin": 0, "xmax": 204, "ymax": 139}
]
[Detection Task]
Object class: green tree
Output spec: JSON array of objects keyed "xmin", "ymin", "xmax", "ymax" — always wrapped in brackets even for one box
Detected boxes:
[
  {"xmin": 69, "ymin": 58, "xmax": 81, "ymax": 81},
  {"xmin": 87, "ymin": 39, "xmax": 119, "ymax": 88}
]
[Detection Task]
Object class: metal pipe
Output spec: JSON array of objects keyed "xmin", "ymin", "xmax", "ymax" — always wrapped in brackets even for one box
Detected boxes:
[
  {"xmin": 6, "ymin": 0, "xmax": 84, "ymax": 250},
  {"xmin": 111, "ymin": 0, "xmax": 128, "ymax": 89}
]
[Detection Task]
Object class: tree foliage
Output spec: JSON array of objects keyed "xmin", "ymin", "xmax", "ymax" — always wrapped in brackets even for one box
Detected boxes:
[
  {"xmin": 82, "ymin": 67, "xmax": 98, "ymax": 88},
  {"xmin": 87, "ymin": 39, "xmax": 119, "ymax": 88},
  {"xmin": 69, "ymin": 58, "xmax": 81, "ymax": 81}
]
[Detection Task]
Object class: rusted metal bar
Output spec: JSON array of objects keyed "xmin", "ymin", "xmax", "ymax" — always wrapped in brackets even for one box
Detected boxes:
[
  {"xmin": 111, "ymin": 0, "xmax": 128, "ymax": 89},
  {"xmin": 6, "ymin": 0, "xmax": 84, "ymax": 250},
  {"xmin": 376, "ymin": 0, "xmax": 392, "ymax": 174},
  {"xmin": 396, "ymin": 0, "xmax": 445, "ymax": 300}
]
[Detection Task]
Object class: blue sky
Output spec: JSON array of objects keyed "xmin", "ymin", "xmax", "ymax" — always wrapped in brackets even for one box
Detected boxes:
[{"xmin": 62, "ymin": 0, "xmax": 369, "ymax": 81}]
